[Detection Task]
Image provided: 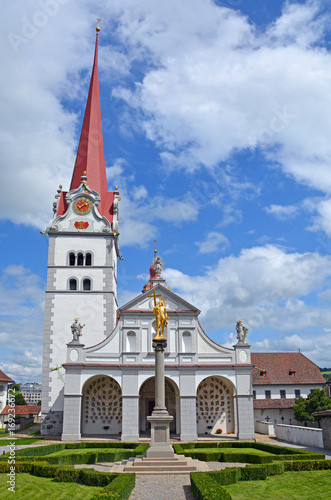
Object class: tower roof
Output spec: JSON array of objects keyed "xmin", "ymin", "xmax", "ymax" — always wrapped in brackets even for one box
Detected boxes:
[{"xmin": 56, "ymin": 26, "xmax": 114, "ymax": 223}]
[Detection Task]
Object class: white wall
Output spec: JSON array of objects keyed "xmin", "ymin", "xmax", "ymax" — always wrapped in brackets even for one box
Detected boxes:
[
  {"xmin": 254, "ymin": 384, "xmax": 322, "ymax": 400},
  {"xmin": 275, "ymin": 423, "xmax": 324, "ymax": 448},
  {"xmin": 255, "ymin": 420, "xmax": 275, "ymax": 435}
]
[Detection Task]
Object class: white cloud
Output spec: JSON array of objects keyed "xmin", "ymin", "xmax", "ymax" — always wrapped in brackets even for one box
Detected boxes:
[
  {"xmin": 265, "ymin": 203, "xmax": 300, "ymax": 221},
  {"xmin": 0, "ymin": 265, "xmax": 44, "ymax": 383},
  {"xmin": 195, "ymin": 231, "xmax": 229, "ymax": 254},
  {"xmin": 164, "ymin": 244, "xmax": 331, "ymax": 332}
]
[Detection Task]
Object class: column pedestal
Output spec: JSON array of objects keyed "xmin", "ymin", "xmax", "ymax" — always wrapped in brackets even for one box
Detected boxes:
[{"xmin": 146, "ymin": 337, "xmax": 174, "ymax": 458}]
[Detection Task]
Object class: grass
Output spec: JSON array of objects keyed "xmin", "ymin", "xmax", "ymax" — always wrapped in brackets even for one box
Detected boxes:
[
  {"xmin": 0, "ymin": 438, "xmax": 42, "ymax": 446},
  {"xmin": 0, "ymin": 473, "xmax": 104, "ymax": 500},
  {"xmin": 47, "ymin": 447, "xmax": 130, "ymax": 457},
  {"xmin": 225, "ymin": 471, "xmax": 331, "ymax": 500},
  {"xmin": 185, "ymin": 447, "xmax": 274, "ymax": 456}
]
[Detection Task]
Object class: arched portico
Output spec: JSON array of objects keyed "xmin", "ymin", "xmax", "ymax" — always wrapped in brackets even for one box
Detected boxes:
[
  {"xmin": 196, "ymin": 376, "xmax": 236, "ymax": 435},
  {"xmin": 139, "ymin": 376, "xmax": 180, "ymax": 435},
  {"xmin": 81, "ymin": 375, "xmax": 122, "ymax": 436}
]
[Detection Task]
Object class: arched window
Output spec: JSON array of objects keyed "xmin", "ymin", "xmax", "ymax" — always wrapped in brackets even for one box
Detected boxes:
[
  {"xmin": 182, "ymin": 331, "xmax": 192, "ymax": 353},
  {"xmin": 126, "ymin": 331, "xmax": 136, "ymax": 352},
  {"xmin": 77, "ymin": 253, "xmax": 84, "ymax": 266},
  {"xmin": 69, "ymin": 278, "xmax": 77, "ymax": 291},
  {"xmin": 69, "ymin": 253, "xmax": 76, "ymax": 266},
  {"xmin": 85, "ymin": 253, "xmax": 92, "ymax": 266},
  {"xmin": 83, "ymin": 278, "xmax": 91, "ymax": 291}
]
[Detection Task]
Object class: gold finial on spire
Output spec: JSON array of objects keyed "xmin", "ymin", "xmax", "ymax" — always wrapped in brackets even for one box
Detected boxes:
[
  {"xmin": 96, "ymin": 18, "xmax": 101, "ymax": 32},
  {"xmin": 154, "ymin": 240, "xmax": 157, "ymax": 259}
]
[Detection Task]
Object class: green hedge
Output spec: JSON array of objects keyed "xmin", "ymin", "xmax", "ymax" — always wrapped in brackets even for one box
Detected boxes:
[
  {"xmin": 16, "ymin": 443, "xmax": 66, "ymax": 457},
  {"xmin": 54, "ymin": 466, "xmax": 81, "ymax": 482},
  {"xmin": 90, "ymin": 473, "xmax": 135, "ymax": 500},
  {"xmin": 191, "ymin": 472, "xmax": 231, "ymax": 500},
  {"xmin": 0, "ymin": 461, "xmax": 34, "ymax": 473},
  {"xmin": 190, "ymin": 459, "xmax": 331, "ymax": 499},
  {"xmin": 79, "ymin": 469, "xmax": 118, "ymax": 487},
  {"xmin": 284, "ymin": 459, "xmax": 331, "ymax": 471}
]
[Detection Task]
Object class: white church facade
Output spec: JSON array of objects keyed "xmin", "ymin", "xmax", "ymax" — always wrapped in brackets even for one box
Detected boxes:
[{"xmin": 41, "ymin": 27, "xmax": 255, "ymax": 442}]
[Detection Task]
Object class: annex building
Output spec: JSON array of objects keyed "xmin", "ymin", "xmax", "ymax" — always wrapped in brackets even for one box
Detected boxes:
[{"xmin": 41, "ymin": 27, "xmax": 255, "ymax": 442}]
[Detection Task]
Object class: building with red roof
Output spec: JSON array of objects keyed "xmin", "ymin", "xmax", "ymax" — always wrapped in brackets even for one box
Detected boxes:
[
  {"xmin": 0, "ymin": 369, "xmax": 14, "ymax": 427},
  {"xmin": 251, "ymin": 352, "xmax": 325, "ymax": 426}
]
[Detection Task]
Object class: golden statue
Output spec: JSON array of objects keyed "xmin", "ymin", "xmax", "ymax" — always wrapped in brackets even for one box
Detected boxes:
[{"xmin": 148, "ymin": 289, "xmax": 169, "ymax": 340}]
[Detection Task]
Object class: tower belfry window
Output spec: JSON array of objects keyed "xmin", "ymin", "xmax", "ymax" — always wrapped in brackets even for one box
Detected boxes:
[
  {"xmin": 69, "ymin": 253, "xmax": 76, "ymax": 266},
  {"xmin": 69, "ymin": 279, "xmax": 77, "ymax": 291},
  {"xmin": 86, "ymin": 253, "xmax": 92, "ymax": 266},
  {"xmin": 77, "ymin": 253, "xmax": 84, "ymax": 266},
  {"xmin": 83, "ymin": 278, "xmax": 91, "ymax": 291}
]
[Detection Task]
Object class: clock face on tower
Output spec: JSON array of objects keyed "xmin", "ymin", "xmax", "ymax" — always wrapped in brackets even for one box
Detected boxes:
[{"xmin": 72, "ymin": 196, "xmax": 94, "ymax": 215}]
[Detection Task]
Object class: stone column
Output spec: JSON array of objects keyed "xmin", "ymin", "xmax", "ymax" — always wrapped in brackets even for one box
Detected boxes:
[{"xmin": 146, "ymin": 338, "xmax": 174, "ymax": 457}]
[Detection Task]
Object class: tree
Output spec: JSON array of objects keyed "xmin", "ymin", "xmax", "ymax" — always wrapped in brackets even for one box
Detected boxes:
[
  {"xmin": 294, "ymin": 388, "xmax": 331, "ymax": 423},
  {"xmin": 14, "ymin": 393, "xmax": 27, "ymax": 405}
]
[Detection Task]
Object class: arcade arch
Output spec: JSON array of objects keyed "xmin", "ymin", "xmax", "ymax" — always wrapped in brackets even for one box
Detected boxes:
[
  {"xmin": 196, "ymin": 376, "xmax": 236, "ymax": 435},
  {"xmin": 81, "ymin": 375, "xmax": 122, "ymax": 436},
  {"xmin": 139, "ymin": 376, "xmax": 179, "ymax": 435}
]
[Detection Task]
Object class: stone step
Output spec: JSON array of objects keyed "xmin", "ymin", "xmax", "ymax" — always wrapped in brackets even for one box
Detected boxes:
[{"xmin": 124, "ymin": 464, "xmax": 197, "ymax": 472}]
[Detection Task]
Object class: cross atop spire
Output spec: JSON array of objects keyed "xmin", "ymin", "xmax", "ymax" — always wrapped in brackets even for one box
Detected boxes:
[{"xmin": 69, "ymin": 24, "xmax": 108, "ymax": 205}]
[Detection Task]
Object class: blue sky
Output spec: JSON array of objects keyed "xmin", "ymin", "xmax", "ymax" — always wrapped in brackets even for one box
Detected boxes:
[{"xmin": 1, "ymin": 0, "xmax": 331, "ymax": 383}]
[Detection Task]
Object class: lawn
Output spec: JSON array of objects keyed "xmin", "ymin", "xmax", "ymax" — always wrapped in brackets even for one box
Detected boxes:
[
  {"xmin": 190, "ymin": 447, "xmax": 274, "ymax": 456},
  {"xmin": 47, "ymin": 447, "xmax": 133, "ymax": 456},
  {"xmin": 225, "ymin": 470, "xmax": 331, "ymax": 500},
  {"xmin": 0, "ymin": 473, "xmax": 104, "ymax": 500}
]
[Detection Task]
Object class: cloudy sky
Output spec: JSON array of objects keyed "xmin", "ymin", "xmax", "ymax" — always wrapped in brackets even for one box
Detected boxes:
[{"xmin": 1, "ymin": 0, "xmax": 331, "ymax": 383}]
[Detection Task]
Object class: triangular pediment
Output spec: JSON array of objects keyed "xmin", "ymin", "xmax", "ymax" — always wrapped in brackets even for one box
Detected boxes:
[{"xmin": 118, "ymin": 284, "xmax": 200, "ymax": 314}]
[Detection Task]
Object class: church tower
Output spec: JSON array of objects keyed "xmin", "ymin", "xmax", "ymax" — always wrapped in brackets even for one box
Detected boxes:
[{"xmin": 41, "ymin": 25, "xmax": 120, "ymax": 435}]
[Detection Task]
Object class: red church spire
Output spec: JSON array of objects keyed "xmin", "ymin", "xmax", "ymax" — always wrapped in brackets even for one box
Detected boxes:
[
  {"xmin": 56, "ymin": 21, "xmax": 115, "ymax": 224},
  {"xmin": 70, "ymin": 23, "xmax": 108, "ymax": 197}
]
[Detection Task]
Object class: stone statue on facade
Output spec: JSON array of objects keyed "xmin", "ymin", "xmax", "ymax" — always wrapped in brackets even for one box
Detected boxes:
[
  {"xmin": 236, "ymin": 319, "xmax": 248, "ymax": 343},
  {"xmin": 71, "ymin": 318, "xmax": 85, "ymax": 342}
]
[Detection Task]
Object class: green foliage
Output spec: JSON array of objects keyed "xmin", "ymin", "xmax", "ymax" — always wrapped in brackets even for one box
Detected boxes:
[
  {"xmin": 53, "ymin": 466, "xmax": 81, "ymax": 482},
  {"xmin": 284, "ymin": 459, "xmax": 331, "ymax": 471},
  {"xmin": 32, "ymin": 462, "xmax": 60, "ymax": 477},
  {"xmin": 79, "ymin": 469, "xmax": 117, "ymax": 487},
  {"xmin": 16, "ymin": 443, "xmax": 65, "ymax": 456},
  {"xmin": 90, "ymin": 473, "xmax": 135, "ymax": 500},
  {"xmin": 265, "ymin": 461, "xmax": 284, "ymax": 476},
  {"xmin": 191, "ymin": 472, "xmax": 232, "ymax": 500},
  {"xmin": 294, "ymin": 388, "xmax": 331, "ymax": 422},
  {"xmin": 13, "ymin": 392, "xmax": 28, "ymax": 405},
  {"xmin": 209, "ymin": 467, "xmax": 240, "ymax": 485},
  {"xmin": 239, "ymin": 464, "xmax": 267, "ymax": 481}
]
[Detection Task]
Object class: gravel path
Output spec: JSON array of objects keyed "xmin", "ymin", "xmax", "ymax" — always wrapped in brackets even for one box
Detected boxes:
[
  {"xmin": 130, "ymin": 475, "xmax": 195, "ymax": 500},
  {"xmin": 129, "ymin": 463, "xmax": 245, "ymax": 500}
]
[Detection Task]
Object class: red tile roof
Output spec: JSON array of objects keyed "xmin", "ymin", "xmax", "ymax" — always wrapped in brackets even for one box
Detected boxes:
[
  {"xmin": 0, "ymin": 370, "xmax": 14, "ymax": 383},
  {"xmin": 312, "ymin": 410, "xmax": 331, "ymax": 418},
  {"xmin": 251, "ymin": 352, "xmax": 325, "ymax": 386},
  {"xmin": 1, "ymin": 405, "xmax": 40, "ymax": 416},
  {"xmin": 253, "ymin": 398, "xmax": 295, "ymax": 410}
]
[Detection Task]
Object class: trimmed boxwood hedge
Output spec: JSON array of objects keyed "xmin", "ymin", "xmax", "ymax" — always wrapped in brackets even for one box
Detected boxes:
[
  {"xmin": 176, "ymin": 441, "xmax": 325, "ymax": 464},
  {"xmin": 191, "ymin": 472, "xmax": 231, "ymax": 500},
  {"xmin": 190, "ymin": 459, "xmax": 331, "ymax": 499},
  {"xmin": 90, "ymin": 473, "xmax": 135, "ymax": 500}
]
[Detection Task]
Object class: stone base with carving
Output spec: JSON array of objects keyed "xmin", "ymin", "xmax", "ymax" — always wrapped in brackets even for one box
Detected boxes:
[{"xmin": 146, "ymin": 413, "xmax": 174, "ymax": 458}]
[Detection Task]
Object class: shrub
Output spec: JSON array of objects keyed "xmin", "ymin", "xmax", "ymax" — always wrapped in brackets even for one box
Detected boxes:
[
  {"xmin": 239, "ymin": 464, "xmax": 267, "ymax": 481},
  {"xmin": 54, "ymin": 466, "xmax": 80, "ymax": 482},
  {"xmin": 0, "ymin": 461, "xmax": 34, "ymax": 473},
  {"xmin": 90, "ymin": 473, "xmax": 135, "ymax": 500},
  {"xmin": 209, "ymin": 467, "xmax": 240, "ymax": 485},
  {"xmin": 32, "ymin": 462, "xmax": 60, "ymax": 477},
  {"xmin": 16, "ymin": 443, "xmax": 65, "ymax": 457},
  {"xmin": 265, "ymin": 461, "xmax": 284, "ymax": 476},
  {"xmin": 190, "ymin": 472, "xmax": 231, "ymax": 500},
  {"xmin": 284, "ymin": 459, "xmax": 331, "ymax": 472},
  {"xmin": 79, "ymin": 469, "xmax": 117, "ymax": 487}
]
